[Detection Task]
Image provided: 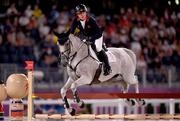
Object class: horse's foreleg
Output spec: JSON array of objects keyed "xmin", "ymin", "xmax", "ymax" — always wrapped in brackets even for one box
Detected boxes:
[
  {"xmin": 70, "ymin": 76, "xmax": 92, "ymax": 109},
  {"xmin": 73, "ymin": 90, "xmax": 85, "ymax": 108},
  {"xmin": 60, "ymin": 78, "xmax": 75, "ymax": 114},
  {"xmin": 121, "ymin": 81, "xmax": 136, "ymax": 106},
  {"xmin": 61, "ymin": 78, "xmax": 73, "ymax": 98}
]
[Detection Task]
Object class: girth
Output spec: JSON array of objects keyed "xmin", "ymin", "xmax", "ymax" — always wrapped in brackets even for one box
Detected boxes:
[{"xmin": 90, "ymin": 63, "xmax": 102, "ymax": 85}]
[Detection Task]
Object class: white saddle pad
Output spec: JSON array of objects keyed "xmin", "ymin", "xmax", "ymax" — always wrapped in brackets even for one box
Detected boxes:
[
  {"xmin": 106, "ymin": 51, "xmax": 116, "ymax": 62},
  {"xmin": 89, "ymin": 46, "xmax": 116, "ymax": 63}
]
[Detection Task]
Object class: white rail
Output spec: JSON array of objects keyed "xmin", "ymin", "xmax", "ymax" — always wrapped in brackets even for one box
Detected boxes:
[{"xmin": 3, "ymin": 98, "xmax": 180, "ymax": 114}]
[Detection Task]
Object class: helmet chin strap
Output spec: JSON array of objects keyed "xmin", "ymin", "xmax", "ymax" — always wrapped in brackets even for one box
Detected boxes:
[
  {"xmin": 80, "ymin": 18, "xmax": 85, "ymax": 21},
  {"xmin": 77, "ymin": 16, "xmax": 86, "ymax": 21},
  {"xmin": 78, "ymin": 14, "xmax": 88, "ymax": 21}
]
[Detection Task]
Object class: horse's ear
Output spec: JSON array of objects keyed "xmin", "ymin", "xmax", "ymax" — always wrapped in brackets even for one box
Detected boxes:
[
  {"xmin": 53, "ymin": 31, "xmax": 69, "ymax": 45},
  {"xmin": 53, "ymin": 31, "xmax": 69, "ymax": 38},
  {"xmin": 53, "ymin": 31, "xmax": 61, "ymax": 38}
]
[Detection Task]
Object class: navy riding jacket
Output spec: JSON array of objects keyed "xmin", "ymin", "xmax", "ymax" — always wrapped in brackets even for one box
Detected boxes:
[{"xmin": 67, "ymin": 16, "xmax": 102, "ymax": 42}]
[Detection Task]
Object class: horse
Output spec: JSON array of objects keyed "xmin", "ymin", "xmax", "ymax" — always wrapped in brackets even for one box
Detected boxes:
[{"xmin": 55, "ymin": 33, "xmax": 145, "ymax": 115}]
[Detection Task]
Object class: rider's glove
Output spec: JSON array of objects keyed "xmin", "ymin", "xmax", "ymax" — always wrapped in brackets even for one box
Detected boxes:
[
  {"xmin": 82, "ymin": 39, "xmax": 93, "ymax": 45},
  {"xmin": 84, "ymin": 36, "xmax": 92, "ymax": 41}
]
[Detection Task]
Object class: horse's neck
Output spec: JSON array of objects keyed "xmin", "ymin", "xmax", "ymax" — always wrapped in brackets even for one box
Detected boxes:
[
  {"xmin": 69, "ymin": 35, "xmax": 97, "ymax": 63},
  {"xmin": 70, "ymin": 43, "xmax": 89, "ymax": 60}
]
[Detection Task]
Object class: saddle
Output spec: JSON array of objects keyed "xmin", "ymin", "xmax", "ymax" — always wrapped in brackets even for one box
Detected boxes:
[
  {"xmin": 90, "ymin": 63, "xmax": 102, "ymax": 85},
  {"xmin": 90, "ymin": 63, "xmax": 120, "ymax": 85},
  {"xmin": 89, "ymin": 47, "xmax": 116, "ymax": 84}
]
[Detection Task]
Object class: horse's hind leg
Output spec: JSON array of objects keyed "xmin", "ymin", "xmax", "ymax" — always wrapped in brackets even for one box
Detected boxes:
[
  {"xmin": 121, "ymin": 80, "xmax": 136, "ymax": 106},
  {"xmin": 126, "ymin": 75, "xmax": 145, "ymax": 106},
  {"xmin": 133, "ymin": 75, "xmax": 146, "ymax": 105},
  {"xmin": 121, "ymin": 80, "xmax": 129, "ymax": 93},
  {"xmin": 131, "ymin": 75, "xmax": 139, "ymax": 93}
]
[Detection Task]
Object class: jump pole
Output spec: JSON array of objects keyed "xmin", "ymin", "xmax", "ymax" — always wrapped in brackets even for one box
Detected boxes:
[
  {"xmin": 25, "ymin": 61, "xmax": 34, "ymax": 121},
  {"xmin": 34, "ymin": 114, "xmax": 180, "ymax": 120}
]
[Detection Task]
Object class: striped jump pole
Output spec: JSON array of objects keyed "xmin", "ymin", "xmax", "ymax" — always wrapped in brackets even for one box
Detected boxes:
[
  {"xmin": 35, "ymin": 114, "xmax": 180, "ymax": 120},
  {"xmin": 25, "ymin": 61, "xmax": 34, "ymax": 121}
]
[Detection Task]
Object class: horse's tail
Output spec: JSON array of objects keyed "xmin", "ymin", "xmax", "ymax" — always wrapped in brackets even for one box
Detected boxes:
[{"xmin": 122, "ymin": 48, "xmax": 137, "ymax": 67}]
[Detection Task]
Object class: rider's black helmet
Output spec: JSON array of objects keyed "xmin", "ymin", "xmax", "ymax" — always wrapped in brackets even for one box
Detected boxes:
[{"xmin": 75, "ymin": 4, "xmax": 87, "ymax": 14}]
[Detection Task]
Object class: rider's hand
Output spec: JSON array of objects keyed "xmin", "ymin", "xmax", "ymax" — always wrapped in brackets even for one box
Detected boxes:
[
  {"xmin": 82, "ymin": 39, "xmax": 92, "ymax": 45},
  {"xmin": 79, "ymin": 33, "xmax": 91, "ymax": 41},
  {"xmin": 84, "ymin": 36, "xmax": 92, "ymax": 41}
]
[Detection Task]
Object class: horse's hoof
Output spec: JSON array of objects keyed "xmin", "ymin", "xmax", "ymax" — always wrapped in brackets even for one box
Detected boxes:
[
  {"xmin": 125, "ymin": 99, "xmax": 135, "ymax": 106},
  {"xmin": 137, "ymin": 99, "xmax": 146, "ymax": 106},
  {"xmin": 142, "ymin": 100, "xmax": 146, "ymax": 105},
  {"xmin": 131, "ymin": 99, "xmax": 136, "ymax": 106},
  {"xmin": 69, "ymin": 108, "xmax": 76, "ymax": 116},
  {"xmin": 78, "ymin": 101, "xmax": 85, "ymax": 108}
]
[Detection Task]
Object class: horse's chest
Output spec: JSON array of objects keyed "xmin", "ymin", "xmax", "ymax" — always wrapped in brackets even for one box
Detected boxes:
[
  {"xmin": 67, "ymin": 67, "xmax": 79, "ymax": 80},
  {"xmin": 68, "ymin": 57, "xmax": 83, "ymax": 70}
]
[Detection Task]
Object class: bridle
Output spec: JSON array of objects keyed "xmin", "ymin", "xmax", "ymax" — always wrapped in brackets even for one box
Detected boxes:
[
  {"xmin": 60, "ymin": 36, "xmax": 98, "ymax": 76},
  {"xmin": 60, "ymin": 40, "xmax": 72, "ymax": 62},
  {"xmin": 60, "ymin": 37, "xmax": 86, "ymax": 72}
]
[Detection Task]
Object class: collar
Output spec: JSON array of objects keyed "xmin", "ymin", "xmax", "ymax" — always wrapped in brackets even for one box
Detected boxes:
[{"xmin": 77, "ymin": 15, "xmax": 89, "ymax": 21}]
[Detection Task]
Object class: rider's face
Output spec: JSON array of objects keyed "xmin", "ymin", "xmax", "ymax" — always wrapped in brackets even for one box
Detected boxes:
[{"xmin": 77, "ymin": 11, "xmax": 87, "ymax": 21}]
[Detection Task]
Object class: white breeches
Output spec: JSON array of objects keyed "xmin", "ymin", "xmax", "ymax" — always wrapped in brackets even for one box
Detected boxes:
[{"xmin": 95, "ymin": 36, "xmax": 103, "ymax": 52}]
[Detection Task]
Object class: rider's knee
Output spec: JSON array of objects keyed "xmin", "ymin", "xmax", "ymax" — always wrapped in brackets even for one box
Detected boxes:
[
  {"xmin": 95, "ymin": 43, "xmax": 102, "ymax": 52},
  {"xmin": 95, "ymin": 36, "xmax": 103, "ymax": 52}
]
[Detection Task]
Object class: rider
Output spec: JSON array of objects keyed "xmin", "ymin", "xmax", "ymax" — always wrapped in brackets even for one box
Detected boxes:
[{"xmin": 66, "ymin": 4, "xmax": 111, "ymax": 76}]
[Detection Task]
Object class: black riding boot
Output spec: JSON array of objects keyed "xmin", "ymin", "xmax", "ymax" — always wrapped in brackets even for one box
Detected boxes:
[
  {"xmin": 97, "ymin": 50, "xmax": 112, "ymax": 76},
  {"xmin": 102, "ymin": 43, "xmax": 108, "ymax": 52}
]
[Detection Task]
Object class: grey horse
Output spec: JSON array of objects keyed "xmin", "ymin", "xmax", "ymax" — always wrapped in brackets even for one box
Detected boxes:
[{"xmin": 55, "ymin": 33, "xmax": 145, "ymax": 115}]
